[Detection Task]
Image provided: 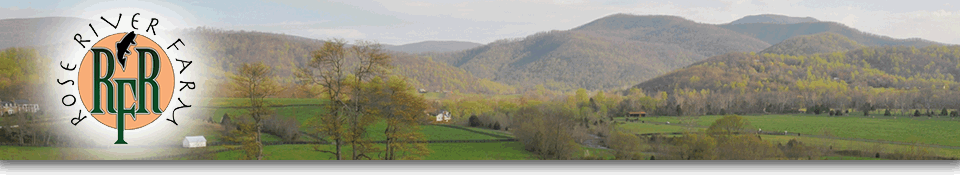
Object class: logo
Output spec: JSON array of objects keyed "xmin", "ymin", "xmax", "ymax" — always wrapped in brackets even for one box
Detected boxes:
[{"xmin": 58, "ymin": 12, "xmax": 195, "ymax": 144}]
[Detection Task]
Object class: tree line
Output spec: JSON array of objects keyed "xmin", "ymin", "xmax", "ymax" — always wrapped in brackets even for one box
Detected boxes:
[
  {"xmin": 633, "ymin": 45, "xmax": 960, "ymax": 116},
  {"xmin": 224, "ymin": 38, "xmax": 431, "ymax": 160}
]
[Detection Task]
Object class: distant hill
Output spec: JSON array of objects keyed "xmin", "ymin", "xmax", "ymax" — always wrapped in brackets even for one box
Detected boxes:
[
  {"xmin": 0, "ymin": 17, "xmax": 92, "ymax": 49},
  {"xmin": 634, "ymin": 45, "xmax": 960, "ymax": 95},
  {"xmin": 760, "ymin": 32, "xmax": 864, "ymax": 55},
  {"xmin": 180, "ymin": 28, "xmax": 516, "ymax": 97},
  {"xmin": 720, "ymin": 21, "xmax": 942, "ymax": 47},
  {"xmin": 631, "ymin": 45, "xmax": 960, "ymax": 115},
  {"xmin": 571, "ymin": 14, "xmax": 771, "ymax": 58},
  {"xmin": 386, "ymin": 41, "xmax": 482, "ymax": 54},
  {"xmin": 728, "ymin": 14, "xmax": 819, "ymax": 24},
  {"xmin": 428, "ymin": 14, "xmax": 771, "ymax": 91}
]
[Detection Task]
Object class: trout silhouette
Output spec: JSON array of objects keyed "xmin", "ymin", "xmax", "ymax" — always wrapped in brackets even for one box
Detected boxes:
[{"xmin": 115, "ymin": 31, "xmax": 137, "ymax": 71}]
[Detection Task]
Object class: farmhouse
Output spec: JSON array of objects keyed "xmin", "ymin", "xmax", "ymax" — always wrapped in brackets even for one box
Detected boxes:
[
  {"xmin": 435, "ymin": 110, "xmax": 452, "ymax": 122},
  {"xmin": 182, "ymin": 136, "xmax": 207, "ymax": 148},
  {"xmin": 0, "ymin": 100, "xmax": 39, "ymax": 116},
  {"xmin": 1, "ymin": 101, "xmax": 13, "ymax": 116}
]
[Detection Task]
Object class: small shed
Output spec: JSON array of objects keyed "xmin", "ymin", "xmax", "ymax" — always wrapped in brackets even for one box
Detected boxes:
[
  {"xmin": 183, "ymin": 136, "xmax": 207, "ymax": 148},
  {"xmin": 628, "ymin": 111, "xmax": 646, "ymax": 118}
]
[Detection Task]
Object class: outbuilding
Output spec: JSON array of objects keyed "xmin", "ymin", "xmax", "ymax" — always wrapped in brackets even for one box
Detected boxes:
[
  {"xmin": 628, "ymin": 111, "xmax": 646, "ymax": 118},
  {"xmin": 435, "ymin": 111, "xmax": 451, "ymax": 122},
  {"xmin": 182, "ymin": 136, "xmax": 207, "ymax": 148}
]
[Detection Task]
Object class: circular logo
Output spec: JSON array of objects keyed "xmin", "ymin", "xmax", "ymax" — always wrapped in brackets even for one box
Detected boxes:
[{"xmin": 76, "ymin": 32, "xmax": 175, "ymax": 130}]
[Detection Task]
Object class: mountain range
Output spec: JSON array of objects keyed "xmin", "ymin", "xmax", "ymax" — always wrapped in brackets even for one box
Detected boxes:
[
  {"xmin": 0, "ymin": 13, "xmax": 951, "ymax": 95},
  {"xmin": 385, "ymin": 41, "xmax": 482, "ymax": 54}
]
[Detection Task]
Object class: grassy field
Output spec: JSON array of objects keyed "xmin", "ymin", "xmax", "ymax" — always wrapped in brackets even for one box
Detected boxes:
[
  {"xmin": 205, "ymin": 98, "xmax": 509, "ymax": 140},
  {"xmin": 760, "ymin": 135, "xmax": 960, "ymax": 158},
  {"xmin": 0, "ymin": 146, "xmax": 60, "ymax": 160},
  {"xmin": 821, "ymin": 156, "xmax": 885, "ymax": 160},
  {"xmin": 213, "ymin": 141, "xmax": 537, "ymax": 160},
  {"xmin": 359, "ymin": 121, "xmax": 505, "ymax": 141},
  {"xmin": 636, "ymin": 114, "xmax": 960, "ymax": 147},
  {"xmin": 615, "ymin": 120, "xmax": 690, "ymax": 134},
  {"xmin": 200, "ymin": 98, "xmax": 528, "ymax": 160}
]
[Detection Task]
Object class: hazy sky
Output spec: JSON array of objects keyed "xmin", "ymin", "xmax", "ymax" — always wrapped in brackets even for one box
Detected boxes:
[{"xmin": 3, "ymin": 0, "xmax": 959, "ymax": 45}]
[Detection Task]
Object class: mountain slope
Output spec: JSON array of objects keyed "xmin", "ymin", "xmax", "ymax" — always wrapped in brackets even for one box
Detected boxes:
[
  {"xmin": 630, "ymin": 45, "xmax": 960, "ymax": 116},
  {"xmin": 760, "ymin": 32, "xmax": 865, "ymax": 55},
  {"xmin": 428, "ymin": 14, "xmax": 771, "ymax": 91},
  {"xmin": 571, "ymin": 14, "xmax": 771, "ymax": 58},
  {"xmin": 720, "ymin": 21, "xmax": 942, "ymax": 47},
  {"xmin": 386, "ymin": 41, "xmax": 482, "ymax": 53},
  {"xmin": 634, "ymin": 45, "xmax": 960, "ymax": 96},
  {"xmin": 728, "ymin": 14, "xmax": 819, "ymax": 24},
  {"xmin": 0, "ymin": 17, "xmax": 92, "ymax": 49},
  {"xmin": 181, "ymin": 28, "xmax": 515, "ymax": 96}
]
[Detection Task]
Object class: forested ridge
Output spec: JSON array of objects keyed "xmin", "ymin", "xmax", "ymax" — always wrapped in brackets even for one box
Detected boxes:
[
  {"xmin": 425, "ymin": 14, "xmax": 771, "ymax": 91},
  {"xmin": 727, "ymin": 14, "xmax": 819, "ymax": 25},
  {"xmin": 385, "ymin": 41, "xmax": 482, "ymax": 54},
  {"xmin": 180, "ymin": 28, "xmax": 516, "ymax": 97},
  {"xmin": 720, "ymin": 21, "xmax": 942, "ymax": 48},
  {"xmin": 760, "ymin": 32, "xmax": 865, "ymax": 55},
  {"xmin": 633, "ymin": 45, "xmax": 960, "ymax": 115}
]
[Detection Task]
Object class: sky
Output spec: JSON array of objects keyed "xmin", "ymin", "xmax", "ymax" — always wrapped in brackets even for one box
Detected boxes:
[{"xmin": 3, "ymin": 0, "xmax": 959, "ymax": 45}]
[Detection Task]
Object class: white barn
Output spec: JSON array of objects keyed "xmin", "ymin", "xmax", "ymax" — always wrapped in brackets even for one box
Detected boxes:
[{"xmin": 182, "ymin": 136, "xmax": 207, "ymax": 148}]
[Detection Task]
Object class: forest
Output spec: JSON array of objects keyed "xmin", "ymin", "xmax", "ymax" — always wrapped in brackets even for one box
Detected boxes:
[
  {"xmin": 181, "ymin": 28, "xmax": 516, "ymax": 97},
  {"xmin": 633, "ymin": 45, "xmax": 960, "ymax": 116}
]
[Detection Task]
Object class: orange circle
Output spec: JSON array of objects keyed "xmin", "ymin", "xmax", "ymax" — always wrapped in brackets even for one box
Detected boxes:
[{"xmin": 76, "ymin": 33, "xmax": 175, "ymax": 130}]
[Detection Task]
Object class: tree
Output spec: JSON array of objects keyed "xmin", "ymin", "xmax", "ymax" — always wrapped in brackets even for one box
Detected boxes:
[
  {"xmin": 297, "ymin": 38, "xmax": 350, "ymax": 160},
  {"xmin": 513, "ymin": 102, "xmax": 579, "ymax": 160},
  {"xmin": 223, "ymin": 121, "xmax": 261, "ymax": 160},
  {"xmin": 884, "ymin": 109, "xmax": 891, "ymax": 116},
  {"xmin": 676, "ymin": 104, "xmax": 683, "ymax": 116},
  {"xmin": 677, "ymin": 132, "xmax": 717, "ymax": 160},
  {"xmin": 605, "ymin": 129, "xmax": 644, "ymax": 160},
  {"xmin": 707, "ymin": 115, "xmax": 751, "ymax": 136},
  {"xmin": 364, "ymin": 76, "xmax": 431, "ymax": 160},
  {"xmin": 913, "ymin": 110, "xmax": 921, "ymax": 117},
  {"xmin": 468, "ymin": 115, "xmax": 481, "ymax": 127},
  {"xmin": 298, "ymin": 38, "xmax": 392, "ymax": 160},
  {"xmin": 228, "ymin": 62, "xmax": 281, "ymax": 160},
  {"xmin": 940, "ymin": 108, "xmax": 949, "ymax": 116},
  {"xmin": 345, "ymin": 40, "xmax": 392, "ymax": 160},
  {"xmin": 575, "ymin": 88, "xmax": 589, "ymax": 105}
]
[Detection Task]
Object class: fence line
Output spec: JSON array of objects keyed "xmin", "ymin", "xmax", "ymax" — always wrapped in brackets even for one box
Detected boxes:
[{"xmin": 431, "ymin": 124, "xmax": 514, "ymax": 139}]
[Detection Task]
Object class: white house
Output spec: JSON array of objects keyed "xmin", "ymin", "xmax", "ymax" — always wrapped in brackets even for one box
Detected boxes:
[
  {"xmin": 182, "ymin": 136, "xmax": 207, "ymax": 148},
  {"xmin": 435, "ymin": 111, "xmax": 451, "ymax": 122}
]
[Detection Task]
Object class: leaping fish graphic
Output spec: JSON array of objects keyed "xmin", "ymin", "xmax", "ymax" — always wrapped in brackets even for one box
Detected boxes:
[{"xmin": 115, "ymin": 31, "xmax": 137, "ymax": 71}]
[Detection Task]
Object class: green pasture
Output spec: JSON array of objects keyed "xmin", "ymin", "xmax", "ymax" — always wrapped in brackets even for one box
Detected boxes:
[
  {"xmin": 637, "ymin": 114, "xmax": 960, "ymax": 147},
  {"xmin": 213, "ymin": 141, "xmax": 536, "ymax": 160}
]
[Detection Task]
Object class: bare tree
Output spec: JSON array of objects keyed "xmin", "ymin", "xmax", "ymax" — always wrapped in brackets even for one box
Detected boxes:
[{"xmin": 228, "ymin": 62, "xmax": 281, "ymax": 160}]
